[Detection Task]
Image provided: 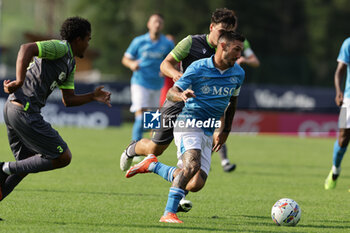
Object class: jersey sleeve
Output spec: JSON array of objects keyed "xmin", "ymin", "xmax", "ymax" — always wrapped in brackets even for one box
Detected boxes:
[
  {"xmin": 124, "ymin": 37, "xmax": 140, "ymax": 59},
  {"xmin": 232, "ymin": 86, "xmax": 241, "ymax": 96},
  {"xmin": 337, "ymin": 38, "xmax": 350, "ymax": 65},
  {"xmin": 36, "ymin": 40, "xmax": 69, "ymax": 60},
  {"xmin": 232, "ymin": 68, "xmax": 245, "ymax": 96},
  {"xmin": 58, "ymin": 65, "xmax": 75, "ymax": 90},
  {"xmin": 170, "ymin": 35, "xmax": 192, "ymax": 62},
  {"xmin": 174, "ymin": 63, "xmax": 196, "ymax": 90},
  {"xmin": 243, "ymin": 39, "xmax": 254, "ymax": 58}
]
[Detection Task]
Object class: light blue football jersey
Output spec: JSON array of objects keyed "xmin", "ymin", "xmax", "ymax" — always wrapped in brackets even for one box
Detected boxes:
[
  {"xmin": 125, "ymin": 33, "xmax": 174, "ymax": 90},
  {"xmin": 338, "ymin": 38, "xmax": 350, "ymax": 98},
  {"xmin": 174, "ymin": 56, "xmax": 245, "ymax": 135}
]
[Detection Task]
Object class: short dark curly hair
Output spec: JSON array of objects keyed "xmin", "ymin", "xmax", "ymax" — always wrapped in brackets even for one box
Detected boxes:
[
  {"xmin": 60, "ymin": 17, "xmax": 91, "ymax": 42},
  {"xmin": 218, "ymin": 31, "xmax": 245, "ymax": 44},
  {"xmin": 211, "ymin": 8, "xmax": 236, "ymax": 28}
]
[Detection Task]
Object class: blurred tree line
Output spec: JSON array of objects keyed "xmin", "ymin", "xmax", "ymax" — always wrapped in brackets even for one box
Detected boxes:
[{"xmin": 2, "ymin": 0, "xmax": 350, "ymax": 87}]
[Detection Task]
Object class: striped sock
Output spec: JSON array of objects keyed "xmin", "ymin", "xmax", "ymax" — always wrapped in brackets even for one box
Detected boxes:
[
  {"xmin": 164, "ymin": 187, "xmax": 186, "ymax": 215},
  {"xmin": 149, "ymin": 161, "xmax": 176, "ymax": 183}
]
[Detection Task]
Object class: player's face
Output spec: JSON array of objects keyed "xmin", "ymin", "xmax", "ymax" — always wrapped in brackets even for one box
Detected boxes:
[
  {"xmin": 147, "ymin": 15, "xmax": 164, "ymax": 35},
  {"xmin": 222, "ymin": 40, "xmax": 244, "ymax": 67},
  {"xmin": 209, "ymin": 23, "xmax": 235, "ymax": 47},
  {"xmin": 76, "ymin": 33, "xmax": 91, "ymax": 58}
]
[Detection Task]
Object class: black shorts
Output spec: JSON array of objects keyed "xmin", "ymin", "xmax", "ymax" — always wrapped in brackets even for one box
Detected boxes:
[
  {"xmin": 151, "ymin": 100, "xmax": 184, "ymax": 145},
  {"xmin": 3, "ymin": 100, "xmax": 68, "ymax": 160}
]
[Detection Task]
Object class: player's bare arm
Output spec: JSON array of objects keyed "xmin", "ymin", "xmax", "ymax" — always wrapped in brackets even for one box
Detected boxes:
[
  {"xmin": 334, "ymin": 62, "xmax": 347, "ymax": 106},
  {"xmin": 172, "ymin": 149, "xmax": 201, "ymax": 190},
  {"xmin": 222, "ymin": 95, "xmax": 238, "ymax": 132},
  {"xmin": 3, "ymin": 43, "xmax": 38, "ymax": 94},
  {"xmin": 167, "ymin": 86, "xmax": 196, "ymax": 102},
  {"xmin": 236, "ymin": 54, "xmax": 260, "ymax": 67},
  {"xmin": 61, "ymin": 86, "xmax": 111, "ymax": 107},
  {"xmin": 160, "ymin": 53, "xmax": 183, "ymax": 82},
  {"xmin": 121, "ymin": 55, "xmax": 139, "ymax": 71},
  {"xmin": 213, "ymin": 96, "xmax": 237, "ymax": 152}
]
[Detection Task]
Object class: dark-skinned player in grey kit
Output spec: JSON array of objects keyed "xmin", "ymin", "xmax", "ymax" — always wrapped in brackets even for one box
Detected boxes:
[{"xmin": 0, "ymin": 17, "xmax": 111, "ymax": 203}]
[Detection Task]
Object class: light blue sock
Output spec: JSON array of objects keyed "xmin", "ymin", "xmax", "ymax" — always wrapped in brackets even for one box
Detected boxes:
[
  {"xmin": 333, "ymin": 140, "xmax": 347, "ymax": 168},
  {"xmin": 132, "ymin": 115, "xmax": 143, "ymax": 141},
  {"xmin": 148, "ymin": 162, "xmax": 176, "ymax": 183},
  {"xmin": 164, "ymin": 187, "xmax": 186, "ymax": 215}
]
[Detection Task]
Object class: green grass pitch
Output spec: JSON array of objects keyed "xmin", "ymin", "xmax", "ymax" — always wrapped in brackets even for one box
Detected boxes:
[{"xmin": 0, "ymin": 123, "xmax": 350, "ymax": 232}]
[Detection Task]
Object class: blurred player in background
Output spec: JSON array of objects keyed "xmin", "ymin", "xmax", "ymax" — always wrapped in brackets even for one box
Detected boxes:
[
  {"xmin": 324, "ymin": 37, "xmax": 350, "ymax": 190},
  {"xmin": 126, "ymin": 31, "xmax": 245, "ymax": 223},
  {"xmin": 121, "ymin": 8, "xmax": 238, "ymax": 173},
  {"xmin": 0, "ymin": 17, "xmax": 111, "ymax": 202},
  {"xmin": 122, "ymin": 14, "xmax": 174, "ymax": 141}
]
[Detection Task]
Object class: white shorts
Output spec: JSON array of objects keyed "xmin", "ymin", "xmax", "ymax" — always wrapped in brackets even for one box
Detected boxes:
[
  {"xmin": 339, "ymin": 97, "xmax": 350, "ymax": 128},
  {"xmin": 130, "ymin": 84, "xmax": 161, "ymax": 112},
  {"xmin": 174, "ymin": 130, "xmax": 213, "ymax": 175}
]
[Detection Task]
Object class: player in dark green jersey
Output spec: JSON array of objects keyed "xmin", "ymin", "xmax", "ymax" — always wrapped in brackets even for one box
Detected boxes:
[{"xmin": 0, "ymin": 17, "xmax": 111, "ymax": 202}]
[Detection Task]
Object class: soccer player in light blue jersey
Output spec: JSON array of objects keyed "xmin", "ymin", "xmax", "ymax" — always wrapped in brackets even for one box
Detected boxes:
[
  {"xmin": 325, "ymin": 37, "xmax": 350, "ymax": 190},
  {"xmin": 126, "ymin": 31, "xmax": 245, "ymax": 223},
  {"xmin": 122, "ymin": 14, "xmax": 174, "ymax": 141},
  {"xmin": 121, "ymin": 8, "xmax": 260, "ymax": 173}
]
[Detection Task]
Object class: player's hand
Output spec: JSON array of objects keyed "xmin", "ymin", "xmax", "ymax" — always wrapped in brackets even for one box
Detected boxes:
[
  {"xmin": 93, "ymin": 86, "xmax": 112, "ymax": 107},
  {"xmin": 335, "ymin": 92, "xmax": 344, "ymax": 107},
  {"xmin": 3, "ymin": 79, "xmax": 22, "ymax": 94},
  {"xmin": 236, "ymin": 57, "xmax": 245, "ymax": 65},
  {"xmin": 181, "ymin": 89, "xmax": 196, "ymax": 102},
  {"xmin": 212, "ymin": 131, "xmax": 229, "ymax": 152},
  {"xmin": 130, "ymin": 61, "xmax": 140, "ymax": 71},
  {"xmin": 172, "ymin": 73, "xmax": 183, "ymax": 82}
]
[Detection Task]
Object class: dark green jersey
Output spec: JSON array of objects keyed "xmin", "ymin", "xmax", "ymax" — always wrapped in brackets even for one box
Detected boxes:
[
  {"xmin": 171, "ymin": 35, "xmax": 253, "ymax": 71},
  {"xmin": 9, "ymin": 40, "xmax": 76, "ymax": 112},
  {"xmin": 171, "ymin": 34, "xmax": 216, "ymax": 72}
]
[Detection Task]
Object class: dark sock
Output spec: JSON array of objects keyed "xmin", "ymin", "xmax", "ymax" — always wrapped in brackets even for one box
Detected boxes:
[
  {"xmin": 332, "ymin": 174, "xmax": 339, "ymax": 181},
  {"xmin": 127, "ymin": 142, "xmax": 137, "ymax": 157},
  {"xmin": 218, "ymin": 144, "xmax": 228, "ymax": 160},
  {"xmin": 9, "ymin": 155, "xmax": 54, "ymax": 174},
  {"xmin": 0, "ymin": 174, "xmax": 26, "ymax": 201}
]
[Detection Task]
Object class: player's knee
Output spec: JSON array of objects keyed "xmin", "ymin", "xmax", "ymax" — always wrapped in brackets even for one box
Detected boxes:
[
  {"xmin": 55, "ymin": 149, "xmax": 72, "ymax": 168},
  {"xmin": 338, "ymin": 136, "xmax": 349, "ymax": 147},
  {"xmin": 339, "ymin": 138, "xmax": 347, "ymax": 147},
  {"xmin": 338, "ymin": 129, "xmax": 350, "ymax": 147},
  {"xmin": 152, "ymin": 147, "xmax": 165, "ymax": 156},
  {"xmin": 62, "ymin": 150, "xmax": 72, "ymax": 167},
  {"xmin": 148, "ymin": 143, "xmax": 167, "ymax": 156},
  {"xmin": 183, "ymin": 163, "xmax": 201, "ymax": 178}
]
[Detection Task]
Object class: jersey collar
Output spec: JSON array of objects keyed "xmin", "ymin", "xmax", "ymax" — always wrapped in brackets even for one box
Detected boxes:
[
  {"xmin": 147, "ymin": 32, "xmax": 161, "ymax": 42},
  {"xmin": 210, "ymin": 55, "xmax": 231, "ymax": 74},
  {"xmin": 67, "ymin": 41, "xmax": 73, "ymax": 57},
  {"xmin": 206, "ymin": 35, "xmax": 215, "ymax": 49}
]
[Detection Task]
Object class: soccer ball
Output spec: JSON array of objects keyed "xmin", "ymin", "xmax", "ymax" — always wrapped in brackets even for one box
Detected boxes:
[
  {"xmin": 132, "ymin": 156, "xmax": 143, "ymax": 164},
  {"xmin": 179, "ymin": 199, "xmax": 192, "ymax": 212},
  {"xmin": 271, "ymin": 198, "xmax": 301, "ymax": 226}
]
